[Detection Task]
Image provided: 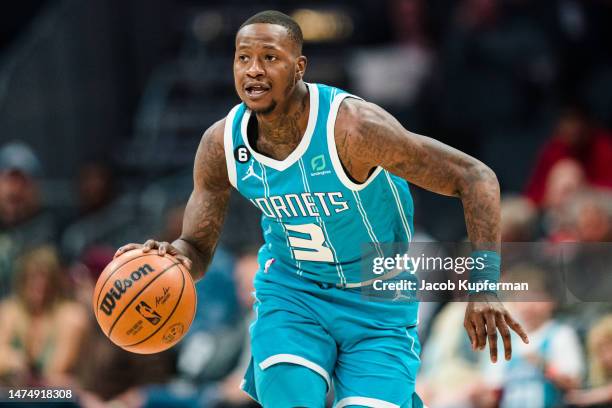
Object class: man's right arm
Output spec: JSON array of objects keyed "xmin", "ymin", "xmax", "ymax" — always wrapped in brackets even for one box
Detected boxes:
[
  {"xmin": 171, "ymin": 119, "xmax": 231, "ymax": 281},
  {"xmin": 115, "ymin": 119, "xmax": 231, "ymax": 282}
]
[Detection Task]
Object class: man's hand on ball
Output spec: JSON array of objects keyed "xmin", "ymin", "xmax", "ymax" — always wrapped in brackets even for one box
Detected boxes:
[{"xmin": 114, "ymin": 240, "xmax": 193, "ymax": 270}]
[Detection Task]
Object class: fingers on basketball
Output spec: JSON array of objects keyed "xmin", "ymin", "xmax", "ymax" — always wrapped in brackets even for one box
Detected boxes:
[{"xmin": 93, "ymin": 249, "xmax": 197, "ymax": 354}]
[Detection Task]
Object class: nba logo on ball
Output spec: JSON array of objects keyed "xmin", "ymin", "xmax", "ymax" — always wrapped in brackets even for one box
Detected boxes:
[
  {"xmin": 135, "ymin": 301, "xmax": 162, "ymax": 325},
  {"xmin": 93, "ymin": 249, "xmax": 197, "ymax": 354}
]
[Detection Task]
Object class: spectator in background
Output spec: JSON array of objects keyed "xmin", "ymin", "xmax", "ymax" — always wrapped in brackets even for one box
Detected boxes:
[
  {"xmin": 544, "ymin": 187, "xmax": 612, "ymax": 243},
  {"xmin": 349, "ymin": 0, "xmax": 434, "ymax": 109},
  {"xmin": 587, "ymin": 315, "xmax": 612, "ymax": 386},
  {"xmin": 525, "ymin": 105, "xmax": 612, "ymax": 206},
  {"xmin": 566, "ymin": 314, "xmax": 612, "ymax": 407},
  {"xmin": 0, "ymin": 246, "xmax": 87, "ymax": 387},
  {"xmin": 498, "ymin": 195, "xmax": 539, "ymax": 272},
  {"xmin": 61, "ymin": 159, "xmax": 137, "ymax": 261},
  {"xmin": 559, "ymin": 190, "xmax": 612, "ymax": 304},
  {"xmin": 0, "ymin": 142, "xmax": 57, "ymax": 298},
  {"xmin": 539, "ymin": 158, "xmax": 587, "ymax": 241},
  {"xmin": 417, "ymin": 301, "xmax": 488, "ymax": 408},
  {"xmin": 207, "ymin": 248, "xmax": 259, "ymax": 408},
  {"xmin": 500, "ymin": 194, "xmax": 537, "ymax": 242},
  {"xmin": 175, "ymin": 248, "xmax": 256, "ymax": 405},
  {"xmin": 0, "ymin": 142, "xmax": 43, "ymax": 229},
  {"xmin": 68, "ymin": 245, "xmax": 117, "ymax": 308},
  {"xmin": 542, "ymin": 159, "xmax": 586, "ymax": 214},
  {"xmin": 417, "ymin": 195, "xmax": 540, "ymax": 408},
  {"xmin": 565, "ymin": 189, "xmax": 612, "ymax": 243},
  {"xmin": 77, "ymin": 160, "xmax": 116, "ymax": 217},
  {"xmin": 481, "ymin": 264, "xmax": 584, "ymax": 408}
]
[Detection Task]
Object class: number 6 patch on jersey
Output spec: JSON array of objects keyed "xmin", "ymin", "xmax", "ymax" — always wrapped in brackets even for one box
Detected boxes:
[{"xmin": 234, "ymin": 145, "xmax": 251, "ymax": 163}]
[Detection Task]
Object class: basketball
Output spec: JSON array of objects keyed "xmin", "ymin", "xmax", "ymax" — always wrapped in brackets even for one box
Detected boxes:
[{"xmin": 92, "ymin": 249, "xmax": 196, "ymax": 354}]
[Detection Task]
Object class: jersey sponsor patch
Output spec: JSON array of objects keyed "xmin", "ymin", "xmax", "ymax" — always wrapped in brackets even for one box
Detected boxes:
[{"xmin": 310, "ymin": 154, "xmax": 332, "ymax": 177}]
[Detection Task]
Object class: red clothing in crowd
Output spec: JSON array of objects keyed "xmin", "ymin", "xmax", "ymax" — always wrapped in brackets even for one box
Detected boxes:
[{"xmin": 525, "ymin": 128, "xmax": 612, "ymax": 205}]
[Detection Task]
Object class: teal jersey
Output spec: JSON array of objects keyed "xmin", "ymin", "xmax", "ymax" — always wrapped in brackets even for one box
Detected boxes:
[{"xmin": 224, "ymin": 83, "xmax": 414, "ymax": 285}]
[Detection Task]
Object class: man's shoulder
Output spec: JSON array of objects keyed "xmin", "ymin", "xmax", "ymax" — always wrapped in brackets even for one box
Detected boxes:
[
  {"xmin": 203, "ymin": 117, "xmax": 227, "ymax": 142},
  {"xmin": 194, "ymin": 117, "xmax": 227, "ymax": 171},
  {"xmin": 337, "ymin": 96, "xmax": 365, "ymax": 119},
  {"xmin": 203, "ymin": 102, "xmax": 246, "ymax": 143},
  {"xmin": 335, "ymin": 97, "xmax": 384, "ymax": 139},
  {"xmin": 195, "ymin": 115, "xmax": 232, "ymax": 190}
]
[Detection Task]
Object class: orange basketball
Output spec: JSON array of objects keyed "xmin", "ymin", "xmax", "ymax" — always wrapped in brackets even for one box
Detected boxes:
[{"xmin": 92, "ymin": 249, "xmax": 196, "ymax": 354}]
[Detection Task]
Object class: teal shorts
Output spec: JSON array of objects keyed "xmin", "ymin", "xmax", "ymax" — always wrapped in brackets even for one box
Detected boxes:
[{"xmin": 241, "ymin": 257, "xmax": 423, "ymax": 408}]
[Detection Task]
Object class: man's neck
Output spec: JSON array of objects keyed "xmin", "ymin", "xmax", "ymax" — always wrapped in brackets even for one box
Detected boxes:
[{"xmin": 255, "ymin": 81, "xmax": 309, "ymax": 146}]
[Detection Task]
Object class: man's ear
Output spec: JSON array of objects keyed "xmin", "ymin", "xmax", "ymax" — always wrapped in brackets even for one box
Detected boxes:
[{"xmin": 296, "ymin": 55, "xmax": 307, "ymax": 81}]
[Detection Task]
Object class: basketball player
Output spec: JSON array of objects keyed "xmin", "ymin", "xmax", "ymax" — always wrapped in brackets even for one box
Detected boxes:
[{"xmin": 115, "ymin": 11, "xmax": 529, "ymax": 407}]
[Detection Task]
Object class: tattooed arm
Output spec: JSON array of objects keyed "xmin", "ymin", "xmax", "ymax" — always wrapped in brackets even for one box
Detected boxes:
[
  {"xmin": 171, "ymin": 120, "xmax": 231, "ymax": 281},
  {"xmin": 335, "ymin": 98, "xmax": 528, "ymax": 362},
  {"xmin": 335, "ymin": 98, "xmax": 499, "ymax": 251},
  {"xmin": 115, "ymin": 119, "xmax": 231, "ymax": 281}
]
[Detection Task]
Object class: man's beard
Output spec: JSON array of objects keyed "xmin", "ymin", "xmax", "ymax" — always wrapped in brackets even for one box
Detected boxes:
[{"xmin": 251, "ymin": 100, "xmax": 277, "ymax": 115}]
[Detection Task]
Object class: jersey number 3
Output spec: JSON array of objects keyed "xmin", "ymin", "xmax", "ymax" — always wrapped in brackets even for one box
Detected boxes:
[{"xmin": 285, "ymin": 223, "xmax": 334, "ymax": 262}]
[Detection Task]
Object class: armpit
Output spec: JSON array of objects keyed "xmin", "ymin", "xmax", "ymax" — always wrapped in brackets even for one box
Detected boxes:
[{"xmin": 334, "ymin": 99, "xmax": 380, "ymax": 184}]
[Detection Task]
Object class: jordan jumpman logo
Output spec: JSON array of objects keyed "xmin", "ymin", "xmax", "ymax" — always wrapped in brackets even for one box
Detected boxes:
[{"xmin": 242, "ymin": 160, "xmax": 263, "ymax": 182}]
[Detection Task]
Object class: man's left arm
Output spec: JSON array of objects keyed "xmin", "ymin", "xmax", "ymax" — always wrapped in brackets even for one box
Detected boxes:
[{"xmin": 336, "ymin": 99, "xmax": 529, "ymax": 362}]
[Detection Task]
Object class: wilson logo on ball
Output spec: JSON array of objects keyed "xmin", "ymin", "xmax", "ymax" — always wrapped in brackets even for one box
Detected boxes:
[{"xmin": 99, "ymin": 264, "xmax": 155, "ymax": 316}]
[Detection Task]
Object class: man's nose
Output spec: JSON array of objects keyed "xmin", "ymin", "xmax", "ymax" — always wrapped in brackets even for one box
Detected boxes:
[{"xmin": 246, "ymin": 58, "xmax": 265, "ymax": 77}]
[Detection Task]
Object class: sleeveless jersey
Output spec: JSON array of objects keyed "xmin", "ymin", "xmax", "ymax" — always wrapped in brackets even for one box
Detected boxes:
[
  {"xmin": 223, "ymin": 83, "xmax": 414, "ymax": 285},
  {"xmin": 500, "ymin": 324, "xmax": 563, "ymax": 408}
]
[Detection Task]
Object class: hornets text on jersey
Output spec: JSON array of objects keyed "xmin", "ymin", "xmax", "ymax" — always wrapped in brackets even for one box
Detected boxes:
[{"xmin": 224, "ymin": 83, "xmax": 414, "ymax": 285}]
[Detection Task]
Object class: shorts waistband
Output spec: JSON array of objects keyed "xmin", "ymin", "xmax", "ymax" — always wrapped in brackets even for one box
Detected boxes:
[
  {"xmin": 261, "ymin": 256, "xmax": 406, "ymax": 290},
  {"xmin": 307, "ymin": 268, "xmax": 405, "ymax": 290}
]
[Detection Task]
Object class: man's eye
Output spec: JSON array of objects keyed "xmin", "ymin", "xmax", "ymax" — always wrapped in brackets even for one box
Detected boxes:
[
  {"xmin": 238, "ymin": 55, "xmax": 249, "ymax": 62},
  {"xmin": 265, "ymin": 55, "xmax": 277, "ymax": 62}
]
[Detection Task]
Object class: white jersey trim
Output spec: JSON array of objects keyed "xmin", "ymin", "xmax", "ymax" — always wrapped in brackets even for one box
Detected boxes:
[
  {"xmin": 335, "ymin": 396, "xmax": 400, "ymax": 408},
  {"xmin": 238, "ymin": 379, "xmax": 259, "ymax": 403},
  {"xmin": 240, "ymin": 82, "xmax": 319, "ymax": 171},
  {"xmin": 406, "ymin": 328, "xmax": 420, "ymax": 361},
  {"xmin": 258, "ymin": 353, "xmax": 331, "ymax": 391},
  {"xmin": 223, "ymin": 104, "xmax": 241, "ymax": 188},
  {"xmin": 384, "ymin": 170, "xmax": 413, "ymax": 242},
  {"xmin": 327, "ymin": 92, "xmax": 384, "ymax": 191}
]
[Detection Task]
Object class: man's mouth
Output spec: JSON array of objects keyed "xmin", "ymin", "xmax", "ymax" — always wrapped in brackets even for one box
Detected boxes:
[{"xmin": 245, "ymin": 84, "xmax": 270, "ymax": 98}]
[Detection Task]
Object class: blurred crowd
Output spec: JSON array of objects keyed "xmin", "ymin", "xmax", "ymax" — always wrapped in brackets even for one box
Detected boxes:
[
  {"xmin": 0, "ymin": 159, "xmax": 261, "ymax": 407},
  {"xmin": 2, "ymin": 0, "xmax": 612, "ymax": 407}
]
